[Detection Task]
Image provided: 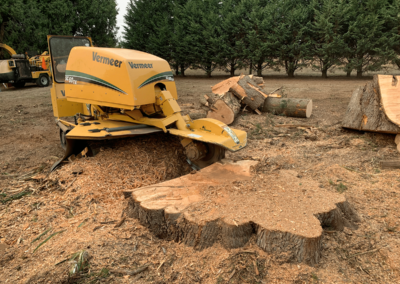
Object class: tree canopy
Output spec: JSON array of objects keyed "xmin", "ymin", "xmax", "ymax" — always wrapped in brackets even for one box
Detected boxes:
[
  {"xmin": 0, "ymin": 0, "xmax": 118, "ymax": 57},
  {"xmin": 122, "ymin": 0, "xmax": 400, "ymax": 77}
]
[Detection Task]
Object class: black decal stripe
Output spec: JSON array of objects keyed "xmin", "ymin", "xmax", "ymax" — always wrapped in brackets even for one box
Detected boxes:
[{"xmin": 66, "ymin": 70, "xmax": 127, "ymax": 94}]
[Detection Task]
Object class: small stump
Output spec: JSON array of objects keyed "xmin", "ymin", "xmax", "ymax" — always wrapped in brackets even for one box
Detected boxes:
[{"xmin": 124, "ymin": 160, "xmax": 359, "ymax": 265}]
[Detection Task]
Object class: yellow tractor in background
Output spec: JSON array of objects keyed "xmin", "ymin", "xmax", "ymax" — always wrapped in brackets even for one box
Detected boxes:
[
  {"xmin": 47, "ymin": 35, "xmax": 247, "ymax": 171},
  {"xmin": 0, "ymin": 43, "xmax": 51, "ymax": 88}
]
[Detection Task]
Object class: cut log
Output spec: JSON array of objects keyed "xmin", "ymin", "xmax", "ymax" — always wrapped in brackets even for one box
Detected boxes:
[
  {"xmin": 123, "ymin": 160, "xmax": 359, "ymax": 265},
  {"xmin": 211, "ymin": 76, "xmax": 265, "ymax": 96},
  {"xmin": 188, "ymin": 109, "xmax": 207, "ymax": 120},
  {"xmin": 262, "ymin": 97, "xmax": 312, "ymax": 118},
  {"xmin": 229, "ymin": 75, "xmax": 266, "ymax": 112},
  {"xmin": 200, "ymin": 92, "xmax": 241, "ymax": 125},
  {"xmin": 342, "ymin": 76, "xmax": 400, "ymax": 134},
  {"xmin": 206, "ymin": 92, "xmax": 241, "ymax": 125},
  {"xmin": 380, "ymin": 160, "xmax": 400, "ymax": 169},
  {"xmin": 212, "ymin": 77, "xmax": 240, "ymax": 95},
  {"xmin": 249, "ymin": 75, "xmax": 264, "ymax": 85},
  {"xmin": 395, "ymin": 134, "xmax": 400, "ymax": 145}
]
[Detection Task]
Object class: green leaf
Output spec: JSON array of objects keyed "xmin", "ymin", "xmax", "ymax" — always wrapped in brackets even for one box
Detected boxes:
[
  {"xmin": 31, "ymin": 228, "xmax": 52, "ymax": 243},
  {"xmin": 33, "ymin": 230, "xmax": 65, "ymax": 253}
]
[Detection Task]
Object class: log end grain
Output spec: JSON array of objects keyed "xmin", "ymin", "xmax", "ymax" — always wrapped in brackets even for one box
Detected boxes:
[
  {"xmin": 305, "ymin": 100, "xmax": 313, "ymax": 118},
  {"xmin": 123, "ymin": 160, "xmax": 359, "ymax": 265}
]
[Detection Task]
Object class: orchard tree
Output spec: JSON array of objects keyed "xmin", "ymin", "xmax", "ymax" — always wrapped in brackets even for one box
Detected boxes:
[
  {"xmin": 216, "ymin": 0, "xmax": 246, "ymax": 76},
  {"xmin": 1, "ymin": 0, "xmax": 118, "ymax": 56},
  {"xmin": 177, "ymin": 0, "xmax": 223, "ymax": 77},
  {"xmin": 272, "ymin": 0, "xmax": 314, "ymax": 77},
  {"xmin": 1, "ymin": 0, "xmax": 45, "ymax": 55},
  {"xmin": 72, "ymin": 0, "xmax": 119, "ymax": 47},
  {"xmin": 241, "ymin": 0, "xmax": 279, "ymax": 76},
  {"xmin": 343, "ymin": 0, "xmax": 398, "ymax": 77},
  {"xmin": 310, "ymin": 0, "xmax": 349, "ymax": 78}
]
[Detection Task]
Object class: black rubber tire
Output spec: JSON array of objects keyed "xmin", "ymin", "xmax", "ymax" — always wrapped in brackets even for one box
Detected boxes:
[
  {"xmin": 188, "ymin": 143, "xmax": 226, "ymax": 170},
  {"xmin": 13, "ymin": 81, "xmax": 26, "ymax": 88},
  {"xmin": 37, "ymin": 74, "xmax": 49, "ymax": 87}
]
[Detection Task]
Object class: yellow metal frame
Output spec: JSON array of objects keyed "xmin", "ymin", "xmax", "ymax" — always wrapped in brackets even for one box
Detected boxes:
[
  {"xmin": 48, "ymin": 35, "xmax": 247, "ymax": 154},
  {"xmin": 48, "ymin": 35, "xmax": 93, "ymax": 118},
  {"xmin": 0, "ymin": 43, "xmax": 17, "ymax": 56}
]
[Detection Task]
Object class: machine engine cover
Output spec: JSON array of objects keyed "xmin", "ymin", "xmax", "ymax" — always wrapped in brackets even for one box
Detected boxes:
[{"xmin": 62, "ymin": 47, "xmax": 178, "ymax": 109}]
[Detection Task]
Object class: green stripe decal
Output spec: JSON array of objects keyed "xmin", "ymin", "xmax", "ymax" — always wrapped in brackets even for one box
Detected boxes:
[
  {"xmin": 138, "ymin": 71, "xmax": 174, "ymax": 89},
  {"xmin": 65, "ymin": 70, "xmax": 127, "ymax": 95}
]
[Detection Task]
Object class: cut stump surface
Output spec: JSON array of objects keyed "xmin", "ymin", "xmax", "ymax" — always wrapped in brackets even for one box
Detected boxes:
[{"xmin": 124, "ymin": 160, "xmax": 359, "ymax": 265}]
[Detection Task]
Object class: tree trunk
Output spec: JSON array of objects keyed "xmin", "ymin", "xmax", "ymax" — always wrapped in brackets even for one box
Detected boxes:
[
  {"xmin": 357, "ymin": 69, "xmax": 363, "ymax": 77},
  {"xmin": 249, "ymin": 61, "xmax": 253, "ymax": 75},
  {"xmin": 262, "ymin": 97, "xmax": 312, "ymax": 118},
  {"xmin": 346, "ymin": 70, "xmax": 352, "ymax": 77},
  {"xmin": 395, "ymin": 59, "xmax": 400, "ymax": 69},
  {"xmin": 257, "ymin": 61, "xmax": 263, "ymax": 77},
  {"xmin": 285, "ymin": 60, "xmax": 296, "ymax": 77},
  {"xmin": 322, "ymin": 68, "xmax": 328, "ymax": 78},
  {"xmin": 123, "ymin": 161, "xmax": 360, "ymax": 265},
  {"xmin": 205, "ymin": 63, "xmax": 213, "ymax": 77},
  {"xmin": 230, "ymin": 64, "xmax": 235, "ymax": 76},
  {"xmin": 203, "ymin": 92, "xmax": 241, "ymax": 125},
  {"xmin": 180, "ymin": 64, "xmax": 186, "ymax": 76},
  {"xmin": 229, "ymin": 75, "xmax": 266, "ymax": 113},
  {"xmin": 342, "ymin": 75, "xmax": 400, "ymax": 134},
  {"xmin": 173, "ymin": 63, "xmax": 179, "ymax": 76},
  {"xmin": 188, "ymin": 109, "xmax": 207, "ymax": 120}
]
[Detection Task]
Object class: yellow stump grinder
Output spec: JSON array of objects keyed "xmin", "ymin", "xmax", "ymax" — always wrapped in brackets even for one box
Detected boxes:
[{"xmin": 48, "ymin": 36, "xmax": 247, "ymax": 171}]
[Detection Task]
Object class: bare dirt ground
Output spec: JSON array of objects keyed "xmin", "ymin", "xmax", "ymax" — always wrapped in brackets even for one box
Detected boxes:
[{"xmin": 1, "ymin": 69, "xmax": 400, "ymax": 283}]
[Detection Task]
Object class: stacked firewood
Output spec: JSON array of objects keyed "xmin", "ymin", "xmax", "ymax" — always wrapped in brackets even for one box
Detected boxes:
[{"xmin": 194, "ymin": 75, "xmax": 312, "ymax": 125}]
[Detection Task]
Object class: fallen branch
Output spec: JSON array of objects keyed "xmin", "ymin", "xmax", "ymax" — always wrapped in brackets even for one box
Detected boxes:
[
  {"xmin": 110, "ymin": 264, "xmax": 150, "ymax": 276},
  {"xmin": 380, "ymin": 160, "xmax": 400, "ymax": 170},
  {"xmin": 347, "ymin": 245, "xmax": 388, "ymax": 259},
  {"xmin": 1, "ymin": 190, "xmax": 31, "ymax": 204},
  {"xmin": 274, "ymin": 124, "xmax": 316, "ymax": 129},
  {"xmin": 114, "ymin": 217, "xmax": 126, "ymax": 228}
]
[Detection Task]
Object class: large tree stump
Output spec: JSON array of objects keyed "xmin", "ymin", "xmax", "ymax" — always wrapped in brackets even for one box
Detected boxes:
[
  {"xmin": 200, "ymin": 93, "xmax": 241, "ymax": 125},
  {"xmin": 229, "ymin": 76, "xmax": 266, "ymax": 113},
  {"xmin": 342, "ymin": 75, "xmax": 400, "ymax": 134},
  {"xmin": 262, "ymin": 97, "xmax": 312, "ymax": 118},
  {"xmin": 376, "ymin": 75, "xmax": 400, "ymax": 126},
  {"xmin": 123, "ymin": 160, "xmax": 359, "ymax": 265}
]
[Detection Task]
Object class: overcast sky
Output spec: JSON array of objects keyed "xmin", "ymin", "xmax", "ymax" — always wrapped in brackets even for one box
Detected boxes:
[{"xmin": 116, "ymin": 0, "xmax": 130, "ymax": 40}]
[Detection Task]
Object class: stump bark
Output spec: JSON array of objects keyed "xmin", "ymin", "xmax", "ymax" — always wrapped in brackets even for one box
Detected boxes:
[
  {"xmin": 229, "ymin": 76, "xmax": 266, "ymax": 113},
  {"xmin": 211, "ymin": 75, "xmax": 265, "ymax": 96},
  {"xmin": 188, "ymin": 109, "xmax": 207, "ymax": 120},
  {"xmin": 262, "ymin": 97, "xmax": 313, "ymax": 118},
  {"xmin": 342, "ymin": 75, "xmax": 400, "ymax": 134},
  {"xmin": 123, "ymin": 160, "xmax": 359, "ymax": 265}
]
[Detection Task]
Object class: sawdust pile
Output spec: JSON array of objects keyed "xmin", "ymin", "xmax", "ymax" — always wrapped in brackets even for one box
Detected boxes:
[
  {"xmin": 54, "ymin": 134, "xmax": 191, "ymax": 198},
  {"xmin": 0, "ymin": 134, "xmax": 192, "ymax": 283}
]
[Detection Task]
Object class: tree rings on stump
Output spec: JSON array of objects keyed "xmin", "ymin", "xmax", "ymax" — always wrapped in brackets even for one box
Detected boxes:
[{"xmin": 123, "ymin": 160, "xmax": 359, "ymax": 265}]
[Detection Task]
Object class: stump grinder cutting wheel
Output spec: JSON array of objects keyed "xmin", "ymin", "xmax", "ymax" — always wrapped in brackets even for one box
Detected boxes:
[{"xmin": 47, "ymin": 35, "xmax": 247, "ymax": 171}]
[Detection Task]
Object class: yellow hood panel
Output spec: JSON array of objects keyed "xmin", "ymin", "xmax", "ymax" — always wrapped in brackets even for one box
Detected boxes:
[{"xmin": 64, "ymin": 47, "xmax": 177, "ymax": 109}]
